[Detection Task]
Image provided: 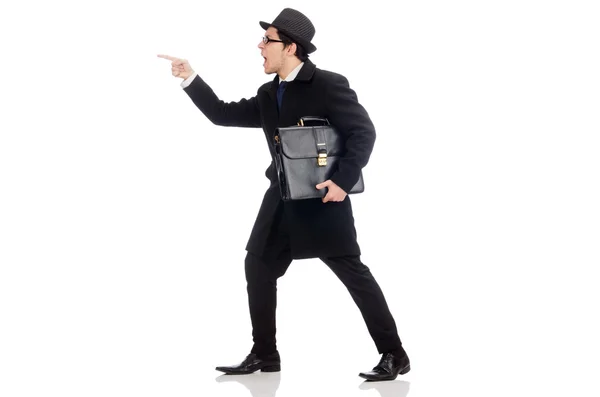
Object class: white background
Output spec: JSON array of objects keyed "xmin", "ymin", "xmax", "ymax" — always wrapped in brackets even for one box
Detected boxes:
[{"xmin": 1, "ymin": 1, "xmax": 599, "ymax": 396}]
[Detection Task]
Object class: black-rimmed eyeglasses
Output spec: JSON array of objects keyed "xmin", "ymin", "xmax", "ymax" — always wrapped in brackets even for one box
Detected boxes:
[{"xmin": 262, "ymin": 36, "xmax": 285, "ymax": 45}]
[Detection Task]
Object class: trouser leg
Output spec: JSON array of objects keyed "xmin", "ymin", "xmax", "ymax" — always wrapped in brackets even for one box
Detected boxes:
[
  {"xmin": 320, "ymin": 255, "xmax": 403, "ymax": 353},
  {"xmin": 245, "ymin": 250, "xmax": 292, "ymax": 356}
]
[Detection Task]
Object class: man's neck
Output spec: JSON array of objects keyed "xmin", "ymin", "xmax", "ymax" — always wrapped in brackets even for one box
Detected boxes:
[{"xmin": 278, "ymin": 59, "xmax": 302, "ymax": 81}]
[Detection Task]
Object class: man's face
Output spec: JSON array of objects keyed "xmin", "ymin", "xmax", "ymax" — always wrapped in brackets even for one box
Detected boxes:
[{"xmin": 258, "ymin": 27, "xmax": 286, "ymax": 75}]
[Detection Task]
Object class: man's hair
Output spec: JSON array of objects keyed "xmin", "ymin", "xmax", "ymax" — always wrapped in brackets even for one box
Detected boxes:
[{"xmin": 278, "ymin": 31, "xmax": 309, "ymax": 62}]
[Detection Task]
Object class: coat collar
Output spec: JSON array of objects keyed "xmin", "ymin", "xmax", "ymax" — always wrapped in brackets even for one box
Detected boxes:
[
  {"xmin": 264, "ymin": 59, "xmax": 317, "ymax": 97},
  {"xmin": 294, "ymin": 59, "xmax": 316, "ymax": 82}
]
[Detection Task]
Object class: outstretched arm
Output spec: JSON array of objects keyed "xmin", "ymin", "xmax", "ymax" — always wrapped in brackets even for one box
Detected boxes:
[{"xmin": 158, "ymin": 54, "xmax": 261, "ymax": 128}]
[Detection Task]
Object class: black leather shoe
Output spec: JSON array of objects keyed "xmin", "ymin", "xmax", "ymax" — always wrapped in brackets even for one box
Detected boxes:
[
  {"xmin": 359, "ymin": 352, "xmax": 410, "ymax": 381},
  {"xmin": 215, "ymin": 352, "xmax": 281, "ymax": 375}
]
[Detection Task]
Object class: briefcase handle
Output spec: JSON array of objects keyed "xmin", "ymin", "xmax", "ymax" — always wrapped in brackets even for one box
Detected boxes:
[{"xmin": 298, "ymin": 116, "xmax": 330, "ymax": 126}]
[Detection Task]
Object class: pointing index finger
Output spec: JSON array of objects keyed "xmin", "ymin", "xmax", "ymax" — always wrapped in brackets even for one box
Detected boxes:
[{"xmin": 157, "ymin": 54, "xmax": 177, "ymax": 61}]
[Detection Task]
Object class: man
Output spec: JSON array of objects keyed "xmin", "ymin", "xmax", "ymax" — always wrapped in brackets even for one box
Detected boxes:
[{"xmin": 158, "ymin": 8, "xmax": 410, "ymax": 381}]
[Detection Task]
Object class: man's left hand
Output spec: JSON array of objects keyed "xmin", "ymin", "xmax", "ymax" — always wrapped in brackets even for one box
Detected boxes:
[{"xmin": 316, "ymin": 180, "xmax": 347, "ymax": 203}]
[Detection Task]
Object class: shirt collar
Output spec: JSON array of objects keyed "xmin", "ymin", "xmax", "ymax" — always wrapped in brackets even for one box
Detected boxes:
[{"xmin": 279, "ymin": 62, "xmax": 304, "ymax": 83}]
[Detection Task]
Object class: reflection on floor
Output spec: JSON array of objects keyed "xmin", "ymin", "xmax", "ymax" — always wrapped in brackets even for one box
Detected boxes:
[{"xmin": 215, "ymin": 372, "xmax": 410, "ymax": 397}]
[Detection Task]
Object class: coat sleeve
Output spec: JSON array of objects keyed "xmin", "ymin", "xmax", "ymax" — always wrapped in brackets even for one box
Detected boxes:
[
  {"xmin": 325, "ymin": 74, "xmax": 376, "ymax": 193},
  {"xmin": 183, "ymin": 75, "xmax": 261, "ymax": 128}
]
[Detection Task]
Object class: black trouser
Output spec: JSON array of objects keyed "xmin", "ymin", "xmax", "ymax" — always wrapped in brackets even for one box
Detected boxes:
[{"xmin": 245, "ymin": 250, "xmax": 403, "ymax": 356}]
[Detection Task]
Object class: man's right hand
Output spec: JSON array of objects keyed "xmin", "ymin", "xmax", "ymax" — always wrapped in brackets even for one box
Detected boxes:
[{"xmin": 157, "ymin": 54, "xmax": 195, "ymax": 80}]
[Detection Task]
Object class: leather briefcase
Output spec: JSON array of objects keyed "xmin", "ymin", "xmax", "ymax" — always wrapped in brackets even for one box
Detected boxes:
[{"xmin": 274, "ymin": 116, "xmax": 364, "ymax": 201}]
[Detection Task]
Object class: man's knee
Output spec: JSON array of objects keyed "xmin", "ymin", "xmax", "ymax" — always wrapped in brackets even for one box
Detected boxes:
[{"xmin": 245, "ymin": 252, "xmax": 273, "ymax": 284}]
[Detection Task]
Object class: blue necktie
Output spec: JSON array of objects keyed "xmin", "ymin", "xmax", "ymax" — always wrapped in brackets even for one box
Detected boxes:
[{"xmin": 277, "ymin": 81, "xmax": 287, "ymax": 110}]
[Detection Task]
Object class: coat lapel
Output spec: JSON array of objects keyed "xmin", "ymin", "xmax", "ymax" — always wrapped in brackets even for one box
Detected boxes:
[
  {"xmin": 257, "ymin": 76, "xmax": 280, "ymax": 154},
  {"xmin": 260, "ymin": 60, "xmax": 318, "ymax": 145},
  {"xmin": 267, "ymin": 75, "xmax": 278, "ymax": 104}
]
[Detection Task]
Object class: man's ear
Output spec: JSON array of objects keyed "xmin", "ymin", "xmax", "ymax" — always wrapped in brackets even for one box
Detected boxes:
[{"xmin": 287, "ymin": 42, "xmax": 297, "ymax": 55}]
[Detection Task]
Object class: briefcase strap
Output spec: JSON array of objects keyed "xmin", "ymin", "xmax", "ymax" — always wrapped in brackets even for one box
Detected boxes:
[{"xmin": 312, "ymin": 127, "xmax": 328, "ymax": 167}]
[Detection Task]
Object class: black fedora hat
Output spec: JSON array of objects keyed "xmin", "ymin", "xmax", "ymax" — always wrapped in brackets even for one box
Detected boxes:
[{"xmin": 259, "ymin": 8, "xmax": 317, "ymax": 54}]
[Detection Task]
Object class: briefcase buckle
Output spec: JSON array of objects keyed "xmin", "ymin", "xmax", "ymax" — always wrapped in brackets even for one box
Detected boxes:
[{"xmin": 318, "ymin": 151, "xmax": 327, "ymax": 166}]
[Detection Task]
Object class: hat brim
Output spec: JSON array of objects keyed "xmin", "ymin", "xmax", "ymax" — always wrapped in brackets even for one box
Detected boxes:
[{"xmin": 259, "ymin": 21, "xmax": 317, "ymax": 53}]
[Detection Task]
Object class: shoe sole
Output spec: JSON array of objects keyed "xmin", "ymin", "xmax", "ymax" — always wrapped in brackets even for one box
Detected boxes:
[
  {"xmin": 261, "ymin": 364, "xmax": 281, "ymax": 372},
  {"xmin": 215, "ymin": 363, "xmax": 281, "ymax": 375}
]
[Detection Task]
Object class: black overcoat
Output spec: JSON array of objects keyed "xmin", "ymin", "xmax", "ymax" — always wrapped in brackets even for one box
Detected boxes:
[{"xmin": 183, "ymin": 59, "xmax": 376, "ymax": 259}]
